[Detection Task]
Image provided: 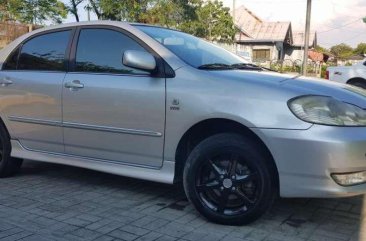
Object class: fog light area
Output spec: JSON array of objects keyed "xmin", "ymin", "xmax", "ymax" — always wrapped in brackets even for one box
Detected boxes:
[{"xmin": 331, "ymin": 171, "xmax": 366, "ymax": 186}]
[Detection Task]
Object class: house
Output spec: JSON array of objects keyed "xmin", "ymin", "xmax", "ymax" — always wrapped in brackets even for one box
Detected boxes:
[
  {"xmin": 286, "ymin": 31, "xmax": 317, "ymax": 61},
  {"xmin": 233, "ymin": 6, "xmax": 319, "ymax": 64}
]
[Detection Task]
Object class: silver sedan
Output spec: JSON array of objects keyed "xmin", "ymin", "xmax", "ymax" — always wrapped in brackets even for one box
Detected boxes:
[{"xmin": 0, "ymin": 21, "xmax": 366, "ymax": 225}]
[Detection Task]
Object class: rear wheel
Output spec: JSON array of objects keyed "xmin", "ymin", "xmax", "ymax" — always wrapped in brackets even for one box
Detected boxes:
[
  {"xmin": 0, "ymin": 123, "xmax": 22, "ymax": 177},
  {"xmin": 183, "ymin": 133, "xmax": 276, "ymax": 225},
  {"xmin": 349, "ymin": 80, "xmax": 366, "ymax": 89}
]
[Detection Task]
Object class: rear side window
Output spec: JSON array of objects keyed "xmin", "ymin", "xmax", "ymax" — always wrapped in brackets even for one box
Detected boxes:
[
  {"xmin": 18, "ymin": 30, "xmax": 71, "ymax": 71},
  {"xmin": 75, "ymin": 28, "xmax": 149, "ymax": 75},
  {"xmin": 2, "ymin": 47, "xmax": 20, "ymax": 70}
]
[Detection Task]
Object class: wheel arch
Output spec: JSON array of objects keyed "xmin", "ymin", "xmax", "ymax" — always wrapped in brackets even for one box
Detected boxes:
[{"xmin": 174, "ymin": 118, "xmax": 279, "ymax": 192}]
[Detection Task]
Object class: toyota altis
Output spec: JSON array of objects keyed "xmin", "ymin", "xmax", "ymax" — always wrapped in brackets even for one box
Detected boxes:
[{"xmin": 1, "ymin": 21, "xmax": 366, "ymax": 225}]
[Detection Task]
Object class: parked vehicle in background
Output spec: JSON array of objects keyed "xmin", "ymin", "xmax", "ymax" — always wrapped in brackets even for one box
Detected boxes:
[
  {"xmin": 2, "ymin": 21, "xmax": 366, "ymax": 225},
  {"xmin": 236, "ymin": 51, "xmax": 252, "ymax": 63},
  {"xmin": 326, "ymin": 59, "xmax": 366, "ymax": 88}
]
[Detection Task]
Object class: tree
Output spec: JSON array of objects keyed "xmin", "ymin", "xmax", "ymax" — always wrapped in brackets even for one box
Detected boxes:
[
  {"xmin": 87, "ymin": 0, "xmax": 150, "ymax": 21},
  {"xmin": 0, "ymin": 0, "xmax": 67, "ymax": 24},
  {"xmin": 85, "ymin": 0, "xmax": 235, "ymax": 43},
  {"xmin": 66, "ymin": 0, "xmax": 84, "ymax": 22},
  {"xmin": 0, "ymin": 0, "xmax": 24, "ymax": 21},
  {"xmin": 314, "ymin": 45, "xmax": 329, "ymax": 54},
  {"xmin": 140, "ymin": 0, "xmax": 199, "ymax": 28},
  {"xmin": 180, "ymin": 0, "xmax": 236, "ymax": 43},
  {"xmin": 354, "ymin": 43, "xmax": 366, "ymax": 55},
  {"xmin": 330, "ymin": 43, "xmax": 354, "ymax": 59},
  {"xmin": 88, "ymin": 0, "xmax": 101, "ymax": 19}
]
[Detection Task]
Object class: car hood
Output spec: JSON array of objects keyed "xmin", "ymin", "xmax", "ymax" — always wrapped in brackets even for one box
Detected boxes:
[
  {"xmin": 282, "ymin": 75, "xmax": 366, "ymax": 108},
  {"xmin": 211, "ymin": 69, "xmax": 297, "ymax": 84},
  {"xmin": 211, "ymin": 70, "xmax": 366, "ymax": 108}
]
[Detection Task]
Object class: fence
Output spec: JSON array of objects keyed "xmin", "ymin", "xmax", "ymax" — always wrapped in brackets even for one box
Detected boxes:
[{"xmin": 0, "ymin": 22, "xmax": 40, "ymax": 49}]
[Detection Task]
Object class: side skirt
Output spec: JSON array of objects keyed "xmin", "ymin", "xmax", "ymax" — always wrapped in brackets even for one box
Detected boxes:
[{"xmin": 10, "ymin": 140, "xmax": 175, "ymax": 184}]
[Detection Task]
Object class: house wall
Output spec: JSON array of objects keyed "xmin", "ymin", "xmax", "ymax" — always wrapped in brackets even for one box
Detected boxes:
[
  {"xmin": 285, "ymin": 46, "xmax": 304, "ymax": 62},
  {"xmin": 236, "ymin": 43, "xmax": 279, "ymax": 63}
]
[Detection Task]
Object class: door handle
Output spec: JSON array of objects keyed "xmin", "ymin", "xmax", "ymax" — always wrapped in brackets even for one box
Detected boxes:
[
  {"xmin": 0, "ymin": 78, "xmax": 13, "ymax": 87},
  {"xmin": 65, "ymin": 80, "xmax": 84, "ymax": 90}
]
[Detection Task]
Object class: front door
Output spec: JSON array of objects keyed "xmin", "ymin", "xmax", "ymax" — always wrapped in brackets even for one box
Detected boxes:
[{"xmin": 62, "ymin": 27, "xmax": 166, "ymax": 168}]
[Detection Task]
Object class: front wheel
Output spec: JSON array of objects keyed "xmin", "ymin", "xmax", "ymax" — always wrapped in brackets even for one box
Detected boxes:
[
  {"xmin": 350, "ymin": 81, "xmax": 366, "ymax": 90},
  {"xmin": 183, "ymin": 133, "xmax": 276, "ymax": 225}
]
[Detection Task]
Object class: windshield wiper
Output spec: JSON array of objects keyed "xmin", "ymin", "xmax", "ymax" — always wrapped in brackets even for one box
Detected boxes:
[
  {"xmin": 198, "ymin": 63, "xmax": 234, "ymax": 70},
  {"xmin": 231, "ymin": 63, "xmax": 277, "ymax": 72},
  {"xmin": 231, "ymin": 63, "xmax": 263, "ymax": 71}
]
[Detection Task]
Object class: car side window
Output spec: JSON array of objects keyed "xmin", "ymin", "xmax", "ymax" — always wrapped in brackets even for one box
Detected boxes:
[
  {"xmin": 17, "ymin": 30, "xmax": 71, "ymax": 71},
  {"xmin": 75, "ymin": 28, "xmax": 149, "ymax": 75},
  {"xmin": 2, "ymin": 47, "xmax": 20, "ymax": 70}
]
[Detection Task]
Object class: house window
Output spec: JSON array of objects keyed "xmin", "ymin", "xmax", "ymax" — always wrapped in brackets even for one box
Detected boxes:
[{"xmin": 253, "ymin": 49, "xmax": 270, "ymax": 61}]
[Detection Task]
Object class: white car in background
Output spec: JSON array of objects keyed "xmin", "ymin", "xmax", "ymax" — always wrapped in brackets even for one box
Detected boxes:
[{"xmin": 327, "ymin": 59, "xmax": 366, "ymax": 89}]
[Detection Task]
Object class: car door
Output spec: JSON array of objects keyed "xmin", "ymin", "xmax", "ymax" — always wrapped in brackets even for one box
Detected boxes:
[
  {"xmin": 0, "ymin": 29, "xmax": 73, "ymax": 153},
  {"xmin": 62, "ymin": 27, "xmax": 166, "ymax": 168}
]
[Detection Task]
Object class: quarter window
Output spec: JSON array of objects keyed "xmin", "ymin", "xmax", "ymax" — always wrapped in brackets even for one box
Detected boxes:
[
  {"xmin": 18, "ymin": 30, "xmax": 71, "ymax": 71},
  {"xmin": 75, "ymin": 29, "xmax": 149, "ymax": 75}
]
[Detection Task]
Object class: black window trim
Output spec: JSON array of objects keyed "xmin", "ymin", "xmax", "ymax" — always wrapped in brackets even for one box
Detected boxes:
[
  {"xmin": 2, "ymin": 45, "xmax": 21, "ymax": 71},
  {"xmin": 1, "ymin": 27, "xmax": 76, "ymax": 73},
  {"xmin": 69, "ymin": 25, "xmax": 174, "ymax": 78}
]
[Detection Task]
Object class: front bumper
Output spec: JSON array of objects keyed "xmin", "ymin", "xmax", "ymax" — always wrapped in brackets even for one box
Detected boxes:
[{"xmin": 251, "ymin": 125, "xmax": 366, "ymax": 198}]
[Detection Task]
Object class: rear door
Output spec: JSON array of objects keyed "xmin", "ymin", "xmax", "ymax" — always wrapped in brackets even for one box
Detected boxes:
[
  {"xmin": 62, "ymin": 27, "xmax": 166, "ymax": 168},
  {"xmin": 0, "ymin": 29, "xmax": 74, "ymax": 153}
]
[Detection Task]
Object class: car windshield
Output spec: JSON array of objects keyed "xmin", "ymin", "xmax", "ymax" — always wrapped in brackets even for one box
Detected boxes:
[{"xmin": 135, "ymin": 25, "xmax": 248, "ymax": 69}]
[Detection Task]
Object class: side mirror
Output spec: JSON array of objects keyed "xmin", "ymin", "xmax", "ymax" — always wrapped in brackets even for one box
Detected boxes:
[{"xmin": 123, "ymin": 50, "xmax": 156, "ymax": 72}]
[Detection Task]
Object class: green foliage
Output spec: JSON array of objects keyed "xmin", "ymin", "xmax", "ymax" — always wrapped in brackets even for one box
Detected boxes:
[
  {"xmin": 330, "ymin": 43, "xmax": 354, "ymax": 60},
  {"xmin": 314, "ymin": 45, "xmax": 331, "ymax": 55},
  {"xmin": 87, "ymin": 0, "xmax": 235, "ymax": 43},
  {"xmin": 139, "ymin": 0, "xmax": 199, "ymax": 28},
  {"xmin": 354, "ymin": 43, "xmax": 366, "ymax": 55},
  {"xmin": 0, "ymin": 0, "xmax": 67, "ymax": 24},
  {"xmin": 0, "ymin": 0, "xmax": 23, "ymax": 21},
  {"xmin": 99, "ymin": 0, "xmax": 150, "ymax": 21},
  {"xmin": 180, "ymin": 0, "xmax": 236, "ymax": 43}
]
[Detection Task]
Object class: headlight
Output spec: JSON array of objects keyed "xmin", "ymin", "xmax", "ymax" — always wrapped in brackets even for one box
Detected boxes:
[{"xmin": 288, "ymin": 95, "xmax": 366, "ymax": 126}]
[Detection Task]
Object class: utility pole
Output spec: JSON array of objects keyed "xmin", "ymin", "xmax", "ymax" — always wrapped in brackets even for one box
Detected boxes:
[
  {"xmin": 233, "ymin": 0, "xmax": 236, "ymax": 20},
  {"xmin": 302, "ymin": 0, "xmax": 312, "ymax": 76},
  {"xmin": 85, "ymin": 4, "xmax": 92, "ymax": 21},
  {"xmin": 233, "ymin": 0, "xmax": 237, "ymax": 52}
]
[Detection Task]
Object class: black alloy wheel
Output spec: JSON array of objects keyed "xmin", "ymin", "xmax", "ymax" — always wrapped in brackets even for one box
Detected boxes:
[{"xmin": 184, "ymin": 133, "xmax": 276, "ymax": 225}]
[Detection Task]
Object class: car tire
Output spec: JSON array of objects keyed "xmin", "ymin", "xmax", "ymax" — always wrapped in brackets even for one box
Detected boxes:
[
  {"xmin": 350, "ymin": 81, "xmax": 366, "ymax": 89},
  {"xmin": 0, "ymin": 123, "xmax": 23, "ymax": 177},
  {"xmin": 183, "ymin": 133, "xmax": 276, "ymax": 225}
]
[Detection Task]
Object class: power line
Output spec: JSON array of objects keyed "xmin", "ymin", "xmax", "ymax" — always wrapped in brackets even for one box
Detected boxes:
[{"xmin": 318, "ymin": 18, "xmax": 363, "ymax": 34}]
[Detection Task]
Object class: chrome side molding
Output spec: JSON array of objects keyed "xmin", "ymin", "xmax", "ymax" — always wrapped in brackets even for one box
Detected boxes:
[{"xmin": 8, "ymin": 116, "xmax": 162, "ymax": 137}]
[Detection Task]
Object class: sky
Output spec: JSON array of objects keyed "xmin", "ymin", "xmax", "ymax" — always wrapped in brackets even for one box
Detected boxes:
[{"xmin": 62, "ymin": 0, "xmax": 366, "ymax": 48}]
